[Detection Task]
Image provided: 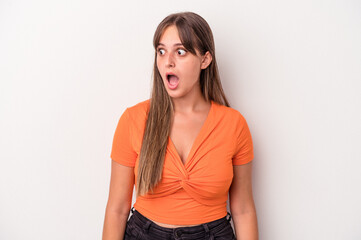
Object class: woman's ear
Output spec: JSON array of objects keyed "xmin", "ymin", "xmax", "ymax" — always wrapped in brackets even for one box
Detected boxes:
[{"xmin": 200, "ymin": 51, "xmax": 212, "ymax": 69}]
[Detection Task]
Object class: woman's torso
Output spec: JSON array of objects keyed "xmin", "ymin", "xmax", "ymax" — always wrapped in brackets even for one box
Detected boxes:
[
  {"xmin": 111, "ymin": 99, "xmax": 254, "ymax": 225},
  {"xmin": 151, "ymin": 101, "xmax": 212, "ymax": 228}
]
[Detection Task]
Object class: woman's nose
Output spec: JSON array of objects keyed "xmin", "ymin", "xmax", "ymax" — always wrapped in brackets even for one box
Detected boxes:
[{"xmin": 166, "ymin": 53, "xmax": 175, "ymax": 68}]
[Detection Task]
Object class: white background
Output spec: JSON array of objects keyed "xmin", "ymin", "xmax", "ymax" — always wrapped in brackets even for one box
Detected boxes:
[{"xmin": 1, "ymin": 0, "xmax": 360, "ymax": 239}]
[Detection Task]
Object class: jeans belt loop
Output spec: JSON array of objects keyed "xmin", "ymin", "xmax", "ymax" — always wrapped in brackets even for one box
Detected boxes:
[
  {"xmin": 202, "ymin": 223, "xmax": 214, "ymax": 240},
  {"xmin": 143, "ymin": 221, "xmax": 151, "ymax": 233},
  {"xmin": 226, "ymin": 212, "xmax": 232, "ymax": 222}
]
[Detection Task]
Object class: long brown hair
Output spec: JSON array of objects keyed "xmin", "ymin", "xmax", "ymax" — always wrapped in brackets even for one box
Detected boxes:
[{"xmin": 136, "ymin": 12, "xmax": 230, "ymax": 196}]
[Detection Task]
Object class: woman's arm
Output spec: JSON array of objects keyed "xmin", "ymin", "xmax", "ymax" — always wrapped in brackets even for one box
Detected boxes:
[
  {"xmin": 229, "ymin": 162, "xmax": 259, "ymax": 240},
  {"xmin": 102, "ymin": 160, "xmax": 135, "ymax": 240}
]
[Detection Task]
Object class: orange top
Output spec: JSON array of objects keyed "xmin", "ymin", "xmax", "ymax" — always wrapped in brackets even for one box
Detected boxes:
[{"xmin": 110, "ymin": 99, "xmax": 254, "ymax": 225}]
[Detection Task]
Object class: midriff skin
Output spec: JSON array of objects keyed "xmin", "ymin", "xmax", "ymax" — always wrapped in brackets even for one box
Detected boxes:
[{"xmin": 152, "ymin": 220, "xmax": 199, "ymax": 228}]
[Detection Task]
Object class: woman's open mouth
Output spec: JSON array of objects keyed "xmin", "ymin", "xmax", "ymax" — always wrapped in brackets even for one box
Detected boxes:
[{"xmin": 166, "ymin": 73, "xmax": 179, "ymax": 90}]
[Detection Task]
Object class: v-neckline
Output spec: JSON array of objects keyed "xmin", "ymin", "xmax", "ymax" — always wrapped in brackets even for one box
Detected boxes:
[{"xmin": 168, "ymin": 100, "xmax": 214, "ymax": 168}]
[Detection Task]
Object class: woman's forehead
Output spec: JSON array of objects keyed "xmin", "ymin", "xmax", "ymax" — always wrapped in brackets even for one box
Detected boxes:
[{"xmin": 158, "ymin": 26, "xmax": 181, "ymax": 44}]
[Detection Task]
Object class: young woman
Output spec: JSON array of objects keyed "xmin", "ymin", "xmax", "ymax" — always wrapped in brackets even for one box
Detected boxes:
[{"xmin": 103, "ymin": 12, "xmax": 258, "ymax": 240}]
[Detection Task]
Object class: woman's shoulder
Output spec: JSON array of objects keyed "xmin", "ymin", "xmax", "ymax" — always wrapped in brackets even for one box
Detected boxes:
[
  {"xmin": 124, "ymin": 98, "xmax": 150, "ymax": 123},
  {"xmin": 214, "ymin": 101, "xmax": 246, "ymax": 122},
  {"xmin": 127, "ymin": 98, "xmax": 150, "ymax": 112},
  {"xmin": 214, "ymin": 102, "xmax": 252, "ymax": 140}
]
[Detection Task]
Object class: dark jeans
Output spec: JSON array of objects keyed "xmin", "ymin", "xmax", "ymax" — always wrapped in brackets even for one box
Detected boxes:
[{"xmin": 124, "ymin": 208, "xmax": 236, "ymax": 240}]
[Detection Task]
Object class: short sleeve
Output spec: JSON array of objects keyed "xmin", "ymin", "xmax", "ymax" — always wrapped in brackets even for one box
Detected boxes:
[
  {"xmin": 232, "ymin": 114, "xmax": 254, "ymax": 165},
  {"xmin": 110, "ymin": 108, "xmax": 138, "ymax": 167}
]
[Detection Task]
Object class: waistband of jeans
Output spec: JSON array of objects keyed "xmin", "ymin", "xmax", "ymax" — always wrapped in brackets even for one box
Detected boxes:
[{"xmin": 130, "ymin": 207, "xmax": 231, "ymax": 233}]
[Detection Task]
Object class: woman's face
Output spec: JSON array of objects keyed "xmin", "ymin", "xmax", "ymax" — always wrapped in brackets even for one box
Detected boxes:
[{"xmin": 156, "ymin": 25, "xmax": 211, "ymax": 100}]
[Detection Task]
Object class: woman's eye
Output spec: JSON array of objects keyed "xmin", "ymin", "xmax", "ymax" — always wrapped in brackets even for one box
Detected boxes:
[
  {"xmin": 158, "ymin": 49, "xmax": 165, "ymax": 55},
  {"xmin": 177, "ymin": 49, "xmax": 186, "ymax": 56}
]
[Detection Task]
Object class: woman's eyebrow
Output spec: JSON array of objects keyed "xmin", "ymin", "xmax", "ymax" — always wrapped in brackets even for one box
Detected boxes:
[{"xmin": 157, "ymin": 43, "xmax": 184, "ymax": 47}]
